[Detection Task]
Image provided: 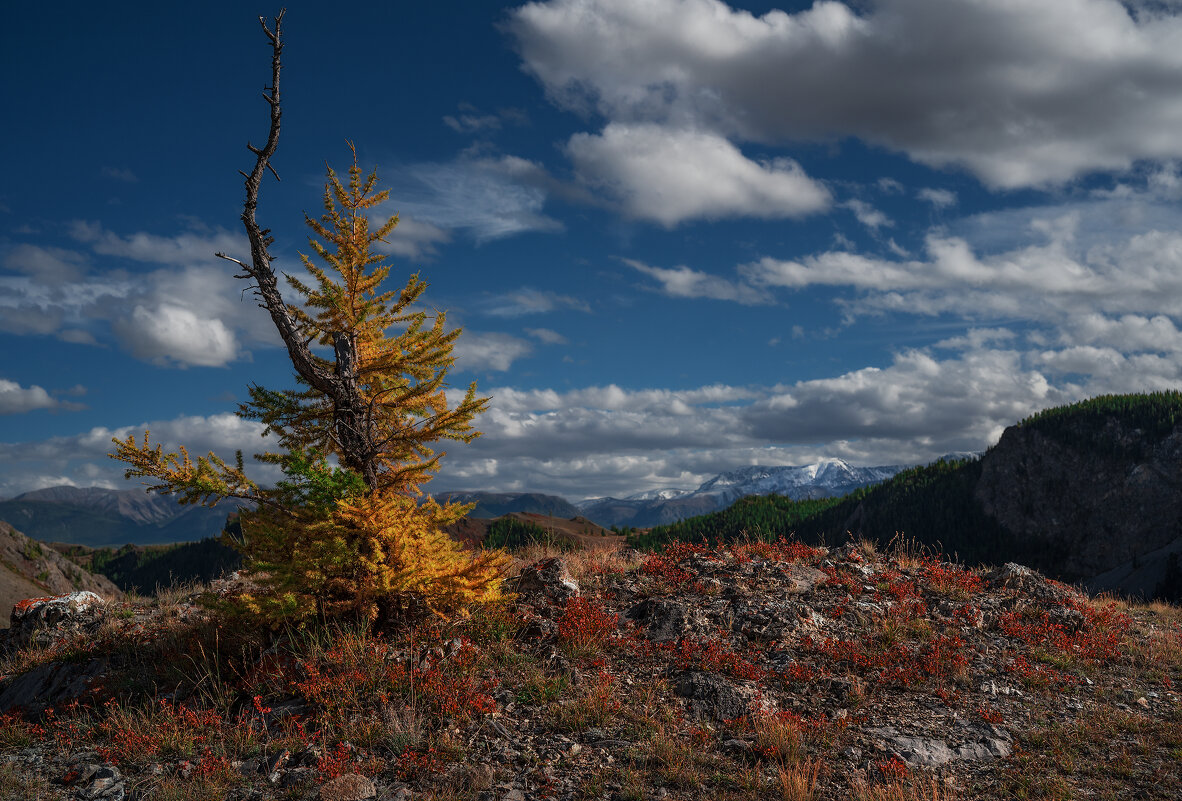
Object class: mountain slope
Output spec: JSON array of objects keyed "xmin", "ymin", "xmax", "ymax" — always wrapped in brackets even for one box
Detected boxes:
[
  {"xmin": 432, "ymin": 492, "xmax": 581, "ymax": 520},
  {"xmin": 51, "ymin": 538, "xmax": 243, "ymax": 596}
]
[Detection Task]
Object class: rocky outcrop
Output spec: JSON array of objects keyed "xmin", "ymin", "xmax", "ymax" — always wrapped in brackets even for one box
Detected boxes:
[
  {"xmin": 975, "ymin": 419, "xmax": 1182, "ymax": 588},
  {"xmin": 0, "ymin": 521, "xmax": 122, "ymax": 625},
  {"xmin": 7, "ymin": 590, "xmax": 108, "ymax": 649},
  {"xmin": 2, "ymin": 591, "xmax": 112, "ymax": 714},
  {"xmin": 514, "ymin": 557, "xmax": 580, "ymax": 605}
]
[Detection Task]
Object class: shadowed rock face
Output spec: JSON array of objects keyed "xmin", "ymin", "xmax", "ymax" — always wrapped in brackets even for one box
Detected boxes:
[{"xmin": 975, "ymin": 420, "xmax": 1182, "ymax": 586}]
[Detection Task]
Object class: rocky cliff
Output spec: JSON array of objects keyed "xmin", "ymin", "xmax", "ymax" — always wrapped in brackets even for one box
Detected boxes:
[{"xmin": 976, "ymin": 414, "xmax": 1182, "ymax": 592}]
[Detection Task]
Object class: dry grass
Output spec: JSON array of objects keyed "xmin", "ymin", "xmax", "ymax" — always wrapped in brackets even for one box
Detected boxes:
[
  {"xmin": 0, "ymin": 762, "xmax": 64, "ymax": 801},
  {"xmin": 774, "ymin": 759, "xmax": 821, "ymax": 801},
  {"xmin": 851, "ymin": 775, "xmax": 960, "ymax": 801},
  {"xmin": 753, "ymin": 711, "xmax": 808, "ymax": 763},
  {"xmin": 509, "ymin": 541, "xmax": 643, "ymax": 585}
]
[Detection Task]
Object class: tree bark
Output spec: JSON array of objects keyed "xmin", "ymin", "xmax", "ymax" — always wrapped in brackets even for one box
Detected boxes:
[{"xmin": 214, "ymin": 9, "xmax": 380, "ymax": 489}]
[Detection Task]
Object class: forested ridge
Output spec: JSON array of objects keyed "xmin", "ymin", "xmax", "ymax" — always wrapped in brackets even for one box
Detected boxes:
[
  {"xmin": 54, "ymin": 537, "xmax": 241, "ymax": 595},
  {"xmin": 626, "ymin": 457, "xmax": 1031, "ymax": 567},
  {"xmin": 1019, "ymin": 390, "xmax": 1182, "ymax": 438},
  {"xmin": 483, "ymin": 517, "xmax": 578, "ymax": 551},
  {"xmin": 627, "ymin": 494, "xmax": 846, "ymax": 550}
]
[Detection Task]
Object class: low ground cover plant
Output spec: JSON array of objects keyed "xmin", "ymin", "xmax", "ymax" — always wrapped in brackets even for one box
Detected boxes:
[{"xmin": 3, "ymin": 532, "xmax": 1181, "ymax": 800}]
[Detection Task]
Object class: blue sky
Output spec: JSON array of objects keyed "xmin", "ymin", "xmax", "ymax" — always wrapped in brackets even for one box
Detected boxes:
[{"xmin": 4, "ymin": 0, "xmax": 1182, "ymax": 501}]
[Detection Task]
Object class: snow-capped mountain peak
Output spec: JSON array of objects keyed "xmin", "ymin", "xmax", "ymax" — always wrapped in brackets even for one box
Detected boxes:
[
  {"xmin": 624, "ymin": 487, "xmax": 693, "ymax": 502},
  {"xmin": 575, "ymin": 459, "xmax": 906, "ymax": 528}
]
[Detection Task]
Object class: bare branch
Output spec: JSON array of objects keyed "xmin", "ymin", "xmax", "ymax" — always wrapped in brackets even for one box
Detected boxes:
[
  {"xmin": 215, "ymin": 252, "xmax": 249, "ymax": 271},
  {"xmin": 225, "ymin": 7, "xmax": 338, "ymax": 400}
]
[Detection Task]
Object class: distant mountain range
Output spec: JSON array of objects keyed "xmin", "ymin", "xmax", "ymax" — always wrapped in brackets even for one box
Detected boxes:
[
  {"xmin": 434, "ymin": 492, "xmax": 582, "ymax": 520},
  {"xmin": 0, "ymin": 459, "xmax": 909, "ymax": 548},
  {"xmin": 0, "ymin": 486, "xmax": 244, "ymax": 549},
  {"xmin": 574, "ymin": 459, "xmax": 908, "ymax": 528}
]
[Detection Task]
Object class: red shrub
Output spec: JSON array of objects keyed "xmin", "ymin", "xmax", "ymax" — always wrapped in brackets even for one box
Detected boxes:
[{"xmin": 557, "ymin": 596, "xmax": 618, "ymax": 653}]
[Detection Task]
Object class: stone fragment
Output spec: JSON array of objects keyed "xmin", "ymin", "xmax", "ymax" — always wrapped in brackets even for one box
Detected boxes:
[
  {"xmin": 625, "ymin": 598, "xmax": 711, "ymax": 642},
  {"xmin": 985, "ymin": 563, "xmax": 1084, "ymax": 603},
  {"xmin": 868, "ymin": 726, "xmax": 1010, "ymax": 768},
  {"xmin": 76, "ymin": 764, "xmax": 124, "ymax": 800},
  {"xmin": 673, "ymin": 671, "xmax": 752, "ymax": 723}
]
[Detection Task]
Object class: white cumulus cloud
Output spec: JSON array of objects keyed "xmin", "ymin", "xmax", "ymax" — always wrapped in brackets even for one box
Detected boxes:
[
  {"xmin": 114, "ymin": 304, "xmax": 239, "ymax": 368},
  {"xmin": 625, "ymin": 258, "xmax": 771, "ymax": 305},
  {"xmin": 567, "ymin": 124, "xmax": 830, "ymax": 226},
  {"xmin": 0, "ymin": 380, "xmax": 60, "ymax": 414}
]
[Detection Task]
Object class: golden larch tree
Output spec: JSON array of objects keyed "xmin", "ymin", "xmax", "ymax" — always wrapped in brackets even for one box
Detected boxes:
[{"xmin": 110, "ymin": 10, "xmax": 508, "ymax": 624}]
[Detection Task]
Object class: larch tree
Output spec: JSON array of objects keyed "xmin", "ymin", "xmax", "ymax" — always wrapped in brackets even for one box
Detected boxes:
[{"xmin": 110, "ymin": 9, "xmax": 508, "ymax": 624}]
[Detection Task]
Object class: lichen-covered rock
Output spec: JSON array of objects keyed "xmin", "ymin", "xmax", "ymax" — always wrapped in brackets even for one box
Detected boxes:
[
  {"xmin": 515, "ymin": 558, "xmax": 579, "ymax": 605},
  {"xmin": 7, "ymin": 590, "xmax": 108, "ymax": 650},
  {"xmin": 985, "ymin": 563, "xmax": 1084, "ymax": 604}
]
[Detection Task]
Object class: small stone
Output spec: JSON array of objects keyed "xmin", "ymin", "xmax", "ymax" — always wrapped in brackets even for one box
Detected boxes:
[
  {"xmin": 674, "ymin": 671, "xmax": 752, "ymax": 722},
  {"xmin": 1136, "ymin": 697, "xmax": 1150, "ymax": 708},
  {"xmin": 261, "ymin": 749, "xmax": 290, "ymax": 780},
  {"xmin": 502, "ymin": 790, "xmax": 527, "ymax": 801},
  {"xmin": 280, "ymin": 766, "xmax": 317, "ymax": 788},
  {"xmin": 236, "ymin": 758, "xmax": 262, "ymax": 777},
  {"xmin": 76, "ymin": 765, "xmax": 125, "ymax": 800}
]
